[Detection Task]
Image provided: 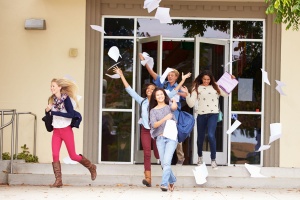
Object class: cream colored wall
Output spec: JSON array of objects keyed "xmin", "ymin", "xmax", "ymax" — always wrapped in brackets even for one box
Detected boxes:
[
  {"xmin": 0, "ymin": 0, "xmax": 86, "ymax": 163},
  {"xmin": 280, "ymin": 25, "xmax": 300, "ymax": 167}
]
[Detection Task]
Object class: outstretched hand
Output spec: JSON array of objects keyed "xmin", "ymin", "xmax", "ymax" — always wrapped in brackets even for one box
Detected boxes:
[
  {"xmin": 113, "ymin": 66, "xmax": 123, "ymax": 76},
  {"xmin": 182, "ymin": 72, "xmax": 192, "ymax": 80},
  {"xmin": 181, "ymin": 86, "xmax": 189, "ymax": 94}
]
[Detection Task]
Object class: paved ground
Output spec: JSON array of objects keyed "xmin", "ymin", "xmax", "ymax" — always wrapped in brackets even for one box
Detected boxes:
[{"xmin": 0, "ymin": 185, "xmax": 299, "ymax": 200}]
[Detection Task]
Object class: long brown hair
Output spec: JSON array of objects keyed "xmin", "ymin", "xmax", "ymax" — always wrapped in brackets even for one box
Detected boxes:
[
  {"xmin": 192, "ymin": 70, "xmax": 220, "ymax": 96},
  {"xmin": 149, "ymin": 88, "xmax": 170, "ymax": 112}
]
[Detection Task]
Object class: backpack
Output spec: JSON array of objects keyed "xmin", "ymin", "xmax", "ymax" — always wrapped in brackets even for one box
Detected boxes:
[{"xmin": 177, "ymin": 111, "xmax": 195, "ymax": 143}]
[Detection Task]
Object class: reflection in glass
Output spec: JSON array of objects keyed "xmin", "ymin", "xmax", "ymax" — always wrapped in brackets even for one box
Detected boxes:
[
  {"xmin": 231, "ymin": 41, "xmax": 262, "ymax": 112},
  {"xmin": 103, "ymin": 39, "xmax": 133, "ymax": 109},
  {"xmin": 233, "ymin": 21, "xmax": 263, "ymax": 39},
  {"xmin": 101, "ymin": 112, "xmax": 132, "ymax": 162},
  {"xmin": 137, "ymin": 18, "xmax": 230, "ymax": 39},
  {"xmin": 104, "ymin": 18, "xmax": 134, "ymax": 36},
  {"xmin": 230, "ymin": 114, "xmax": 261, "ymax": 165}
]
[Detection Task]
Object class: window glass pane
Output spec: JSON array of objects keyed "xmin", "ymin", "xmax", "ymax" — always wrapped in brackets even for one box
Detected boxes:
[
  {"xmin": 231, "ymin": 41, "xmax": 262, "ymax": 112},
  {"xmin": 233, "ymin": 21, "xmax": 263, "ymax": 39},
  {"xmin": 104, "ymin": 18, "xmax": 134, "ymax": 36},
  {"xmin": 101, "ymin": 112, "xmax": 132, "ymax": 162},
  {"xmin": 230, "ymin": 114, "xmax": 261, "ymax": 165},
  {"xmin": 103, "ymin": 39, "xmax": 134, "ymax": 109},
  {"xmin": 137, "ymin": 19, "xmax": 230, "ymax": 39}
]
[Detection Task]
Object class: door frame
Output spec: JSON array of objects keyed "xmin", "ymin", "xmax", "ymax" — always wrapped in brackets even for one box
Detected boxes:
[
  {"xmin": 193, "ymin": 37, "xmax": 230, "ymax": 165},
  {"xmin": 134, "ymin": 35, "xmax": 162, "ymax": 163}
]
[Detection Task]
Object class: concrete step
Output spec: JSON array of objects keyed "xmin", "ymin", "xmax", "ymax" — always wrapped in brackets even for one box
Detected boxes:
[{"xmin": 4, "ymin": 161, "xmax": 300, "ymax": 188}]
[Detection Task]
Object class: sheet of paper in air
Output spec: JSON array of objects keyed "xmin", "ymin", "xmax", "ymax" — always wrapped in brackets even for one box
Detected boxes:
[
  {"xmin": 160, "ymin": 67, "xmax": 174, "ymax": 84},
  {"xmin": 108, "ymin": 46, "xmax": 122, "ymax": 62},
  {"xmin": 245, "ymin": 163, "xmax": 267, "ymax": 178},
  {"xmin": 217, "ymin": 72, "xmax": 239, "ymax": 94},
  {"xmin": 193, "ymin": 162, "xmax": 208, "ymax": 185},
  {"xmin": 275, "ymin": 80, "xmax": 286, "ymax": 96},
  {"xmin": 106, "ymin": 61, "xmax": 121, "ymax": 71},
  {"xmin": 63, "ymin": 156, "xmax": 78, "ymax": 164},
  {"xmin": 90, "ymin": 25, "xmax": 106, "ymax": 34},
  {"xmin": 226, "ymin": 120, "xmax": 241, "ymax": 134},
  {"xmin": 105, "ymin": 73, "xmax": 120, "ymax": 79},
  {"xmin": 143, "ymin": 0, "xmax": 161, "ymax": 13},
  {"xmin": 155, "ymin": 7, "xmax": 172, "ymax": 24},
  {"xmin": 269, "ymin": 123, "xmax": 282, "ymax": 144},
  {"xmin": 141, "ymin": 52, "xmax": 154, "ymax": 69},
  {"xmin": 164, "ymin": 90, "xmax": 180, "ymax": 102},
  {"xmin": 238, "ymin": 78, "xmax": 253, "ymax": 101},
  {"xmin": 163, "ymin": 120, "xmax": 178, "ymax": 141},
  {"xmin": 261, "ymin": 68, "xmax": 270, "ymax": 85},
  {"xmin": 77, "ymin": 95, "xmax": 82, "ymax": 102},
  {"xmin": 255, "ymin": 145, "xmax": 271, "ymax": 152},
  {"xmin": 222, "ymin": 59, "xmax": 239, "ymax": 67}
]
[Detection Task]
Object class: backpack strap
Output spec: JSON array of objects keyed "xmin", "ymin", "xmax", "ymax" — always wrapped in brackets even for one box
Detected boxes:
[{"xmin": 139, "ymin": 98, "xmax": 147, "ymax": 117}]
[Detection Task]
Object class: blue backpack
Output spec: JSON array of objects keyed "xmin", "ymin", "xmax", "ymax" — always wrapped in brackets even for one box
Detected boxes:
[{"xmin": 177, "ymin": 111, "xmax": 195, "ymax": 143}]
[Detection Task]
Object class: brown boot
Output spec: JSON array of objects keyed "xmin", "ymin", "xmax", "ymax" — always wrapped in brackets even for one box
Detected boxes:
[
  {"xmin": 142, "ymin": 171, "xmax": 151, "ymax": 187},
  {"xmin": 50, "ymin": 161, "xmax": 63, "ymax": 188},
  {"xmin": 79, "ymin": 154, "xmax": 97, "ymax": 180}
]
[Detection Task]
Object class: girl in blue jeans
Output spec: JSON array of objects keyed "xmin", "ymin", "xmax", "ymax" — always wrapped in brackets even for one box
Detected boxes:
[{"xmin": 149, "ymin": 88, "xmax": 178, "ymax": 192}]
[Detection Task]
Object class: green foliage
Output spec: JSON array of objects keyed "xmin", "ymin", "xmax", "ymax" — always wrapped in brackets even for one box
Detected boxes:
[
  {"xmin": 1, "ymin": 144, "xmax": 39, "ymax": 163},
  {"xmin": 266, "ymin": 0, "xmax": 300, "ymax": 30}
]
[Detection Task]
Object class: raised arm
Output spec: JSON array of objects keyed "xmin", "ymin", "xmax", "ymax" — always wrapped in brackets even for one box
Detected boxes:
[
  {"xmin": 139, "ymin": 53, "xmax": 158, "ymax": 81},
  {"xmin": 174, "ymin": 72, "xmax": 192, "ymax": 92},
  {"xmin": 113, "ymin": 66, "xmax": 130, "ymax": 88}
]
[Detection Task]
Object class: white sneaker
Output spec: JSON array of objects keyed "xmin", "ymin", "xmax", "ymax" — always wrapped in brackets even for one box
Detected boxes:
[
  {"xmin": 197, "ymin": 157, "xmax": 203, "ymax": 166},
  {"xmin": 211, "ymin": 160, "xmax": 218, "ymax": 170}
]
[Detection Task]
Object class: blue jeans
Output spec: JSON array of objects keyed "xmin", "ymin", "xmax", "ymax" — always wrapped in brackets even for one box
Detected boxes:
[
  {"xmin": 156, "ymin": 136, "xmax": 178, "ymax": 187},
  {"xmin": 196, "ymin": 113, "xmax": 218, "ymax": 160}
]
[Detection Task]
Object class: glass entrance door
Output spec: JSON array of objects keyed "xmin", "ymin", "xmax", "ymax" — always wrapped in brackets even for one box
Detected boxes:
[
  {"xmin": 193, "ymin": 37, "xmax": 229, "ymax": 165},
  {"xmin": 135, "ymin": 36, "xmax": 162, "ymax": 163}
]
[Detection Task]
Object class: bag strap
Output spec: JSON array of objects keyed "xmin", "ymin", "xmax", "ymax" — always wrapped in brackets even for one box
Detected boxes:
[{"xmin": 139, "ymin": 98, "xmax": 147, "ymax": 117}]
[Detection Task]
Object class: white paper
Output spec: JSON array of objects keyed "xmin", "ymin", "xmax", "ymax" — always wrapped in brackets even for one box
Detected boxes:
[
  {"xmin": 222, "ymin": 59, "xmax": 239, "ymax": 67},
  {"xmin": 275, "ymin": 80, "xmax": 286, "ymax": 96},
  {"xmin": 77, "ymin": 95, "xmax": 82, "ymax": 102},
  {"xmin": 261, "ymin": 68, "xmax": 270, "ymax": 85},
  {"xmin": 165, "ymin": 90, "xmax": 180, "ymax": 102},
  {"xmin": 269, "ymin": 123, "xmax": 282, "ymax": 144},
  {"xmin": 105, "ymin": 73, "xmax": 120, "ymax": 79},
  {"xmin": 193, "ymin": 162, "xmax": 208, "ymax": 185},
  {"xmin": 63, "ymin": 156, "xmax": 78, "ymax": 164},
  {"xmin": 217, "ymin": 72, "xmax": 239, "ymax": 94},
  {"xmin": 160, "ymin": 67, "xmax": 174, "ymax": 84},
  {"xmin": 90, "ymin": 25, "xmax": 106, "ymax": 34},
  {"xmin": 163, "ymin": 120, "xmax": 178, "ymax": 141},
  {"xmin": 155, "ymin": 7, "xmax": 172, "ymax": 24},
  {"xmin": 108, "ymin": 46, "xmax": 122, "ymax": 62},
  {"xmin": 255, "ymin": 145, "xmax": 271, "ymax": 152},
  {"xmin": 238, "ymin": 78, "xmax": 253, "ymax": 101},
  {"xmin": 245, "ymin": 163, "xmax": 267, "ymax": 178},
  {"xmin": 143, "ymin": 0, "xmax": 161, "ymax": 13},
  {"xmin": 226, "ymin": 120, "xmax": 241, "ymax": 134},
  {"xmin": 141, "ymin": 52, "xmax": 154, "ymax": 69},
  {"xmin": 106, "ymin": 61, "xmax": 121, "ymax": 71}
]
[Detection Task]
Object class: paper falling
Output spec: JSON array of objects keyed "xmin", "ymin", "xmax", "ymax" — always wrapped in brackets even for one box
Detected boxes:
[
  {"xmin": 155, "ymin": 7, "xmax": 172, "ymax": 24},
  {"xmin": 90, "ymin": 25, "xmax": 106, "ymax": 34},
  {"xmin": 261, "ymin": 68, "xmax": 270, "ymax": 85},
  {"xmin": 269, "ymin": 123, "xmax": 282, "ymax": 144},
  {"xmin": 193, "ymin": 162, "xmax": 208, "ymax": 184},
  {"xmin": 222, "ymin": 59, "xmax": 240, "ymax": 67},
  {"xmin": 63, "ymin": 156, "xmax": 78, "ymax": 164},
  {"xmin": 245, "ymin": 163, "xmax": 267, "ymax": 178},
  {"xmin": 226, "ymin": 120, "xmax": 241, "ymax": 134},
  {"xmin": 105, "ymin": 73, "xmax": 121, "ymax": 79},
  {"xmin": 255, "ymin": 145, "xmax": 271, "ymax": 152},
  {"xmin": 275, "ymin": 80, "xmax": 286, "ymax": 96},
  {"xmin": 143, "ymin": 0, "xmax": 161, "ymax": 13},
  {"xmin": 108, "ymin": 46, "xmax": 122, "ymax": 62}
]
